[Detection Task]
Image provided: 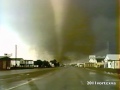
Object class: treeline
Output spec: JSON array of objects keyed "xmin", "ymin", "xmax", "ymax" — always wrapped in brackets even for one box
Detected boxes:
[{"xmin": 34, "ymin": 59, "xmax": 60, "ymax": 68}]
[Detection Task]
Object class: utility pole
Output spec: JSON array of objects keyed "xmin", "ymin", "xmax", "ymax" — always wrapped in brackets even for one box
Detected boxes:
[
  {"xmin": 15, "ymin": 45, "xmax": 17, "ymax": 67},
  {"xmin": 107, "ymin": 41, "xmax": 110, "ymax": 54}
]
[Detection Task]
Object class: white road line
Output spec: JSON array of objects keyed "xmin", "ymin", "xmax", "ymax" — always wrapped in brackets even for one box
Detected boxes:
[
  {"xmin": 5, "ymin": 73, "xmax": 52, "ymax": 90},
  {"xmin": 5, "ymin": 77, "xmax": 43, "ymax": 90}
]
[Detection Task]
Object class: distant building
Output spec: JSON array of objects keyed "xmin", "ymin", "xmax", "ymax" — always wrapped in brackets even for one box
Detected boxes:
[
  {"xmin": 10, "ymin": 58, "xmax": 24, "ymax": 67},
  {"xmin": 49, "ymin": 62, "xmax": 55, "ymax": 67},
  {"xmin": 89, "ymin": 55, "xmax": 97, "ymax": 63},
  {"xmin": 95, "ymin": 56, "xmax": 105, "ymax": 68},
  {"xmin": 104, "ymin": 54, "xmax": 120, "ymax": 69},
  {"xmin": 85, "ymin": 55, "xmax": 105, "ymax": 68},
  {"xmin": 20, "ymin": 60, "xmax": 34, "ymax": 68},
  {"xmin": 0, "ymin": 56, "xmax": 11, "ymax": 70}
]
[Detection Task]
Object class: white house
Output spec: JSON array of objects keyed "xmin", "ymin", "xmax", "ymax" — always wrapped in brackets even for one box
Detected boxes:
[
  {"xmin": 87, "ymin": 55, "xmax": 105, "ymax": 68},
  {"xmin": 95, "ymin": 56, "xmax": 105, "ymax": 68},
  {"xmin": 20, "ymin": 60, "xmax": 34, "ymax": 68},
  {"xmin": 83, "ymin": 55, "xmax": 97, "ymax": 68},
  {"xmin": 49, "ymin": 62, "xmax": 55, "ymax": 67},
  {"xmin": 104, "ymin": 54, "xmax": 120, "ymax": 69},
  {"xmin": 10, "ymin": 58, "xmax": 24, "ymax": 67},
  {"xmin": 89, "ymin": 55, "xmax": 97, "ymax": 63}
]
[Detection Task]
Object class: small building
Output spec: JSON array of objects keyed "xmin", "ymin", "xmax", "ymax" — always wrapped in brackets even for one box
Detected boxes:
[
  {"xmin": 104, "ymin": 54, "xmax": 120, "ymax": 69},
  {"xmin": 96, "ymin": 56, "xmax": 105, "ymax": 68},
  {"xmin": 20, "ymin": 60, "xmax": 34, "ymax": 68},
  {"xmin": 89, "ymin": 55, "xmax": 97, "ymax": 63},
  {"xmin": 0, "ymin": 56, "xmax": 11, "ymax": 70},
  {"xmin": 84, "ymin": 55, "xmax": 97, "ymax": 68},
  {"xmin": 86, "ymin": 55, "xmax": 105, "ymax": 68},
  {"xmin": 10, "ymin": 58, "xmax": 24, "ymax": 67},
  {"xmin": 49, "ymin": 62, "xmax": 55, "ymax": 67}
]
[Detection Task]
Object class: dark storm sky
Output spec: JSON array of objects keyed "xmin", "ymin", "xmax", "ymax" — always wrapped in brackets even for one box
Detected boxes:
[{"xmin": 1, "ymin": 0, "xmax": 117, "ymax": 61}]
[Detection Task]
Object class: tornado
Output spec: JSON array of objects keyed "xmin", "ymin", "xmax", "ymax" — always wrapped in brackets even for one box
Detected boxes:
[
  {"xmin": 51, "ymin": 0, "xmax": 96, "ymax": 61},
  {"xmin": 51, "ymin": 0, "xmax": 69, "ymax": 60}
]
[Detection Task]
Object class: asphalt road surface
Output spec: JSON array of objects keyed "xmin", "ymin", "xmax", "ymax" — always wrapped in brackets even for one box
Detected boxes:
[{"xmin": 0, "ymin": 67, "xmax": 120, "ymax": 90}]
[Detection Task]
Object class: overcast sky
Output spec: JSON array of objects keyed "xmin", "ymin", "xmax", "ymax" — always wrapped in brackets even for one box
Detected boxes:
[{"xmin": 0, "ymin": 0, "xmax": 117, "ymax": 62}]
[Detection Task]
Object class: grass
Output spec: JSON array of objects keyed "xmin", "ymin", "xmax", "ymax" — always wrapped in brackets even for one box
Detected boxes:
[
  {"xmin": 86, "ymin": 67, "xmax": 120, "ymax": 74},
  {"xmin": 0, "ymin": 68, "xmax": 59, "ymax": 83},
  {"xmin": 85, "ymin": 67, "xmax": 120, "ymax": 79}
]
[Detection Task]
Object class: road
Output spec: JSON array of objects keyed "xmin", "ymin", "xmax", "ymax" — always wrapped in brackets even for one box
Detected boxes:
[{"xmin": 0, "ymin": 67, "xmax": 120, "ymax": 90}]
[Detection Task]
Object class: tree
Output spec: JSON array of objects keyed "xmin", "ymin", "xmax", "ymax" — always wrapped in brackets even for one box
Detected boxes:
[
  {"xmin": 42, "ymin": 60, "xmax": 51, "ymax": 68},
  {"xmin": 50, "ymin": 59, "xmax": 60, "ymax": 67},
  {"xmin": 34, "ymin": 60, "xmax": 43, "ymax": 67}
]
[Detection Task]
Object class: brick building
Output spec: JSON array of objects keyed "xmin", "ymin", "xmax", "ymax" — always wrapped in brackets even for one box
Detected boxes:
[{"xmin": 0, "ymin": 56, "xmax": 11, "ymax": 70}]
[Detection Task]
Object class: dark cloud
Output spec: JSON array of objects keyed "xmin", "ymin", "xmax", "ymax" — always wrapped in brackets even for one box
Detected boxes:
[
  {"xmin": 2, "ymin": 0, "xmax": 59, "ymax": 60},
  {"xmin": 2, "ymin": 0, "xmax": 117, "ymax": 62},
  {"xmin": 74, "ymin": 0, "xmax": 117, "ymax": 19},
  {"xmin": 59, "ymin": 0, "xmax": 117, "ymax": 61}
]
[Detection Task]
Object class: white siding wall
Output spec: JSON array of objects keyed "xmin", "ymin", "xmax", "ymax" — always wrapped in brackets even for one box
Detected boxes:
[
  {"xmin": 28, "ymin": 61, "xmax": 34, "ymax": 64},
  {"xmin": 11, "ymin": 60, "xmax": 20, "ymax": 67},
  {"xmin": 20, "ymin": 60, "xmax": 34, "ymax": 64},
  {"xmin": 107, "ymin": 61, "xmax": 120, "ymax": 69},
  {"xmin": 115, "ymin": 61, "xmax": 120, "ymax": 69},
  {"xmin": 108, "ymin": 61, "xmax": 114, "ymax": 69}
]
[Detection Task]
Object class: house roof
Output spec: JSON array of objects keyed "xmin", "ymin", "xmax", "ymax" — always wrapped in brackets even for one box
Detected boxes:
[
  {"xmin": 105, "ymin": 54, "xmax": 120, "ymax": 60},
  {"xmin": 0, "ymin": 56, "xmax": 11, "ymax": 60},
  {"xmin": 96, "ymin": 58, "xmax": 104, "ymax": 62},
  {"xmin": 11, "ymin": 58, "xmax": 23, "ymax": 60},
  {"xmin": 0, "ymin": 56, "xmax": 6, "ymax": 59},
  {"xmin": 24, "ymin": 60, "xmax": 33, "ymax": 61},
  {"xmin": 95, "ymin": 56, "xmax": 105, "ymax": 62}
]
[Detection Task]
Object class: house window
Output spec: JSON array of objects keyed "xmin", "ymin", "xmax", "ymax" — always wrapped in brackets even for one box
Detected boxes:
[
  {"xmin": 109, "ymin": 62, "xmax": 112, "ymax": 66},
  {"xmin": 110, "ymin": 62, "xmax": 111, "ymax": 65}
]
